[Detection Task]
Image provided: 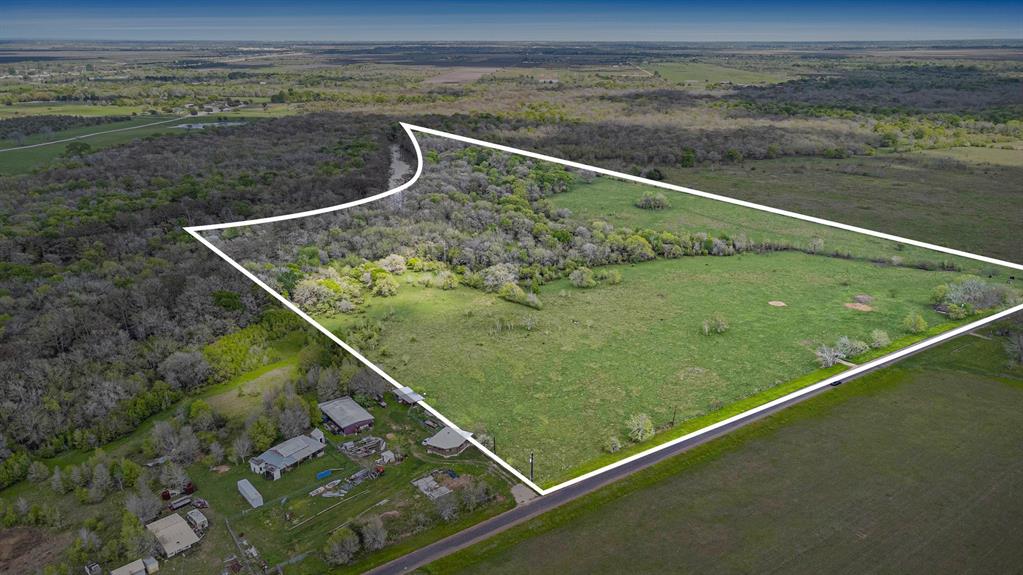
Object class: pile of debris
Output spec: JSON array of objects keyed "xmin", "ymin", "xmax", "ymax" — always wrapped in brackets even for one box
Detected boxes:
[{"xmin": 340, "ymin": 436, "xmax": 386, "ymax": 458}]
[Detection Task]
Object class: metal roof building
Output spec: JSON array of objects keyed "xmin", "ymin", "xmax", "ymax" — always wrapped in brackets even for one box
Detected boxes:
[
  {"xmin": 237, "ymin": 478, "xmax": 263, "ymax": 508},
  {"xmin": 422, "ymin": 427, "xmax": 471, "ymax": 457},
  {"xmin": 392, "ymin": 385, "xmax": 424, "ymax": 404},
  {"xmin": 249, "ymin": 429, "xmax": 326, "ymax": 480},
  {"xmin": 319, "ymin": 397, "xmax": 374, "ymax": 435}
]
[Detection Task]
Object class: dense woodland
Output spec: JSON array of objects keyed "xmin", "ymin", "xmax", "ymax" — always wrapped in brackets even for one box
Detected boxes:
[{"xmin": 0, "ymin": 114, "xmax": 398, "ymax": 480}]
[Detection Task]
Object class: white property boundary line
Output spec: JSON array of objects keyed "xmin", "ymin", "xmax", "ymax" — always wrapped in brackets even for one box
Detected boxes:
[{"xmin": 186, "ymin": 122, "xmax": 1023, "ymax": 496}]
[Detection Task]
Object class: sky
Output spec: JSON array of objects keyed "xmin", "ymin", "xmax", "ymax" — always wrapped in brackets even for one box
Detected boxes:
[{"xmin": 1, "ymin": 0, "xmax": 1021, "ymax": 42}]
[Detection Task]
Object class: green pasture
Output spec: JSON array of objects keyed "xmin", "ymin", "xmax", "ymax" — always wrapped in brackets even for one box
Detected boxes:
[
  {"xmin": 0, "ymin": 115, "xmax": 248, "ymax": 175},
  {"xmin": 426, "ymin": 328, "xmax": 1023, "ymax": 574},
  {"xmin": 550, "ymin": 176, "xmax": 996, "ymax": 274},
  {"xmin": 320, "ymin": 252, "xmax": 973, "ymax": 485},
  {"xmin": 647, "ymin": 61, "xmax": 784, "ymax": 85}
]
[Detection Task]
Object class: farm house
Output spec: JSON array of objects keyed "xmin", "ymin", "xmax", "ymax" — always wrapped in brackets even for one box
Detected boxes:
[
  {"xmin": 319, "ymin": 397, "xmax": 375, "ymax": 434},
  {"xmin": 146, "ymin": 513, "xmax": 200, "ymax": 558},
  {"xmin": 422, "ymin": 427, "xmax": 471, "ymax": 457},
  {"xmin": 249, "ymin": 429, "xmax": 326, "ymax": 480}
]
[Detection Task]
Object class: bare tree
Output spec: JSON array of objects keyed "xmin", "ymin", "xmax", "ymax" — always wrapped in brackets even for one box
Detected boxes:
[
  {"xmin": 231, "ymin": 433, "xmax": 252, "ymax": 463},
  {"xmin": 125, "ymin": 484, "xmax": 163, "ymax": 523},
  {"xmin": 358, "ymin": 516, "xmax": 388, "ymax": 551}
]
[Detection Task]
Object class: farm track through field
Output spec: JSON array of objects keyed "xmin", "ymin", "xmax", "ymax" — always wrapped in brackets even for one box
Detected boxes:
[{"xmin": 0, "ymin": 115, "xmax": 190, "ymax": 152}]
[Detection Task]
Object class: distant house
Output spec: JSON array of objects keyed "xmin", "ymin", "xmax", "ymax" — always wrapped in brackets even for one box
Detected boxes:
[
  {"xmin": 109, "ymin": 557, "xmax": 158, "ymax": 575},
  {"xmin": 422, "ymin": 427, "xmax": 471, "ymax": 457},
  {"xmin": 237, "ymin": 478, "xmax": 263, "ymax": 508},
  {"xmin": 146, "ymin": 513, "xmax": 200, "ymax": 558},
  {"xmin": 319, "ymin": 397, "xmax": 374, "ymax": 435},
  {"xmin": 392, "ymin": 385, "xmax": 424, "ymax": 405},
  {"xmin": 249, "ymin": 429, "xmax": 326, "ymax": 481}
]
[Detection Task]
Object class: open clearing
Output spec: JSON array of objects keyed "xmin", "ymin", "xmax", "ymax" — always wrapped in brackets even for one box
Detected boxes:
[
  {"xmin": 647, "ymin": 61, "xmax": 784, "ymax": 84},
  {"xmin": 321, "ymin": 251, "xmax": 973, "ymax": 486},
  {"xmin": 424, "ymin": 332, "xmax": 1023, "ymax": 574}
]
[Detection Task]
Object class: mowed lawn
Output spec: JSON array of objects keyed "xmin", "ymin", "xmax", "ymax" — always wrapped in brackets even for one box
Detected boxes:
[
  {"xmin": 425, "ymin": 334, "xmax": 1023, "ymax": 574},
  {"xmin": 550, "ymin": 177, "xmax": 994, "ymax": 273},
  {"xmin": 320, "ymin": 252, "xmax": 966, "ymax": 485}
]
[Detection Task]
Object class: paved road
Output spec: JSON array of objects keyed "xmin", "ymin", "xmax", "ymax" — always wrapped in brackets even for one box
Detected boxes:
[{"xmin": 365, "ymin": 325, "xmax": 994, "ymax": 575}]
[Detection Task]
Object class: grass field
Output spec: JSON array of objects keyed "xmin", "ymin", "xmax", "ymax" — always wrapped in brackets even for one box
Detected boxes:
[
  {"xmin": 917, "ymin": 142, "xmax": 1023, "ymax": 167},
  {"xmin": 550, "ymin": 176, "xmax": 997, "ymax": 273},
  {"xmin": 658, "ymin": 154, "xmax": 1023, "ymax": 263},
  {"xmin": 0, "ymin": 102, "xmax": 153, "ymax": 119},
  {"xmin": 425, "ymin": 329, "xmax": 1023, "ymax": 574},
  {"xmin": 318, "ymin": 251, "xmax": 977, "ymax": 486},
  {"xmin": 0, "ymin": 115, "xmax": 245, "ymax": 175},
  {"xmin": 646, "ymin": 61, "xmax": 784, "ymax": 85}
]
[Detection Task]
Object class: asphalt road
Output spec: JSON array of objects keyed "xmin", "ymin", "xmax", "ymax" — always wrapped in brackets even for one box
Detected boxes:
[{"xmin": 365, "ymin": 324, "xmax": 992, "ymax": 575}]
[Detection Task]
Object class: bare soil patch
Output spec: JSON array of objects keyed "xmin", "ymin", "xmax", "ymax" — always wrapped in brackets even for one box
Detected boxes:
[
  {"xmin": 768, "ymin": 300, "xmax": 786, "ymax": 307},
  {"xmin": 211, "ymin": 464, "xmax": 231, "ymax": 474},
  {"xmin": 844, "ymin": 302, "xmax": 874, "ymax": 312},
  {"xmin": 0, "ymin": 527, "xmax": 72, "ymax": 575}
]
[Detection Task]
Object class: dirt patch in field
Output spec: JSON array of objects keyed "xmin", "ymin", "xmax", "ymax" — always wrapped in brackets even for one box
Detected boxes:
[
  {"xmin": 0, "ymin": 527, "xmax": 72, "ymax": 575},
  {"xmin": 844, "ymin": 302, "xmax": 874, "ymax": 312},
  {"xmin": 211, "ymin": 465, "xmax": 231, "ymax": 474},
  {"xmin": 768, "ymin": 301, "xmax": 787, "ymax": 307}
]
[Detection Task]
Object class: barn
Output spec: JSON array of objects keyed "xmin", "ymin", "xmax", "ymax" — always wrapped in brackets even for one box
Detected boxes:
[{"xmin": 319, "ymin": 397, "xmax": 375, "ymax": 435}]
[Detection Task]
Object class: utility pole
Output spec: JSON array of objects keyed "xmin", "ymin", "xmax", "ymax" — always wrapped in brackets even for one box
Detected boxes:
[{"xmin": 529, "ymin": 452, "xmax": 534, "ymax": 482}]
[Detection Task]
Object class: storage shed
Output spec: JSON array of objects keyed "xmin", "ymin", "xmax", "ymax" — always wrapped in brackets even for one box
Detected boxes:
[
  {"xmin": 237, "ymin": 478, "xmax": 263, "ymax": 508},
  {"xmin": 319, "ymin": 397, "xmax": 374, "ymax": 435}
]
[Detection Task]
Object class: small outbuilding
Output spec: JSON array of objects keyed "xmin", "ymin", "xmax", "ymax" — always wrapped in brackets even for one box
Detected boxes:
[
  {"xmin": 146, "ymin": 513, "xmax": 200, "ymax": 558},
  {"xmin": 237, "ymin": 478, "xmax": 263, "ymax": 508},
  {"xmin": 319, "ymin": 397, "xmax": 374, "ymax": 435},
  {"xmin": 392, "ymin": 385, "xmax": 424, "ymax": 405},
  {"xmin": 422, "ymin": 427, "xmax": 471, "ymax": 457},
  {"xmin": 110, "ymin": 557, "xmax": 158, "ymax": 575}
]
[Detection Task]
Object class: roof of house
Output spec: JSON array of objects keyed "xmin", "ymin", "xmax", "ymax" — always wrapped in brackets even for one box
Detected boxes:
[
  {"xmin": 423, "ymin": 427, "xmax": 470, "ymax": 451},
  {"xmin": 393, "ymin": 385, "xmax": 424, "ymax": 403},
  {"xmin": 110, "ymin": 559, "xmax": 146, "ymax": 575},
  {"xmin": 319, "ymin": 397, "xmax": 374, "ymax": 428},
  {"xmin": 237, "ymin": 479, "xmax": 263, "ymax": 506},
  {"xmin": 251, "ymin": 433, "xmax": 324, "ymax": 470},
  {"xmin": 146, "ymin": 513, "xmax": 199, "ymax": 556}
]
